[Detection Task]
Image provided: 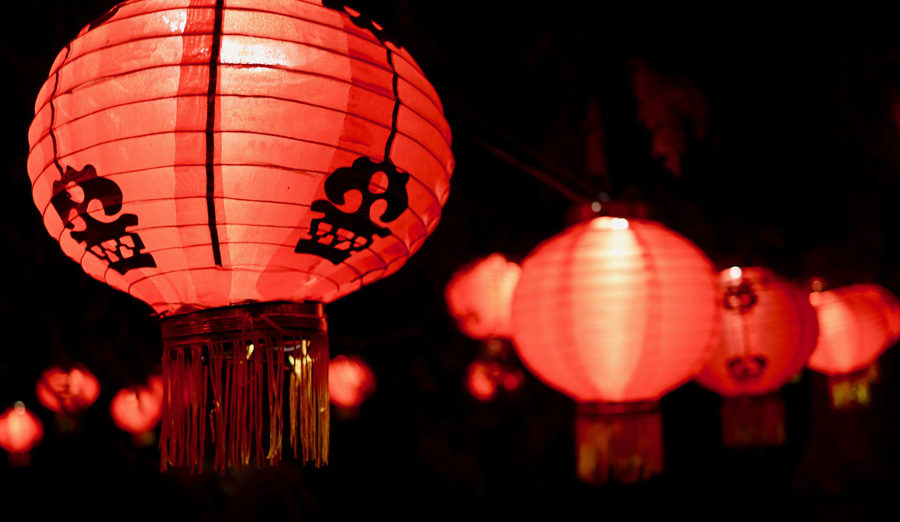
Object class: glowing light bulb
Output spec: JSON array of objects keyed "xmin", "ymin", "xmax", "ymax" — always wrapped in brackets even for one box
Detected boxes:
[
  {"xmin": 610, "ymin": 218, "xmax": 629, "ymax": 231},
  {"xmin": 729, "ymin": 266, "xmax": 742, "ymax": 280},
  {"xmin": 591, "ymin": 201, "xmax": 603, "ymax": 212},
  {"xmin": 13, "ymin": 402, "xmax": 25, "ymax": 415}
]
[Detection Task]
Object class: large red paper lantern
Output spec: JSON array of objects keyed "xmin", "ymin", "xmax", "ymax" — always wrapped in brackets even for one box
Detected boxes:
[
  {"xmin": 695, "ymin": 267, "xmax": 819, "ymax": 447},
  {"xmin": 27, "ymin": 0, "xmax": 453, "ymax": 472},
  {"xmin": 0, "ymin": 403, "xmax": 44, "ymax": 457},
  {"xmin": 445, "ymin": 254, "xmax": 521, "ymax": 340},
  {"xmin": 511, "ymin": 216, "xmax": 720, "ymax": 484},
  {"xmin": 35, "ymin": 365, "xmax": 100, "ymax": 415}
]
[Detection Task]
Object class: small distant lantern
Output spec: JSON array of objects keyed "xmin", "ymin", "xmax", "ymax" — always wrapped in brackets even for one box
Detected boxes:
[
  {"xmin": 0, "ymin": 402, "xmax": 44, "ymax": 465},
  {"xmin": 446, "ymin": 254, "xmax": 525, "ymax": 401},
  {"xmin": 328, "ymin": 355, "xmax": 376, "ymax": 410},
  {"xmin": 110, "ymin": 378, "xmax": 163, "ymax": 443},
  {"xmin": 35, "ymin": 365, "xmax": 100, "ymax": 415},
  {"xmin": 808, "ymin": 285, "xmax": 892, "ymax": 409},
  {"xmin": 511, "ymin": 216, "xmax": 720, "ymax": 485},
  {"xmin": 695, "ymin": 267, "xmax": 819, "ymax": 448}
]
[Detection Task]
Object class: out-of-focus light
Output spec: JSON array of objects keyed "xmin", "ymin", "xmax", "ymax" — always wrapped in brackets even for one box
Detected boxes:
[
  {"xmin": 811, "ymin": 279, "xmax": 824, "ymax": 292},
  {"xmin": 0, "ymin": 403, "xmax": 43, "ymax": 455},
  {"xmin": 35, "ymin": 365, "xmax": 100, "ymax": 414},
  {"xmin": 328, "ymin": 355, "xmax": 376, "ymax": 409},
  {"xmin": 729, "ymin": 266, "xmax": 742, "ymax": 280},
  {"xmin": 610, "ymin": 218, "xmax": 629, "ymax": 231},
  {"xmin": 590, "ymin": 201, "xmax": 603, "ymax": 212},
  {"xmin": 111, "ymin": 383, "xmax": 162, "ymax": 435}
]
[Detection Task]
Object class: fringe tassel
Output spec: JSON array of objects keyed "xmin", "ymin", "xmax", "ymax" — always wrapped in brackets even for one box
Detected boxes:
[
  {"xmin": 721, "ymin": 394, "xmax": 786, "ymax": 448},
  {"xmin": 159, "ymin": 304, "xmax": 329, "ymax": 473},
  {"xmin": 576, "ymin": 402, "xmax": 663, "ymax": 486}
]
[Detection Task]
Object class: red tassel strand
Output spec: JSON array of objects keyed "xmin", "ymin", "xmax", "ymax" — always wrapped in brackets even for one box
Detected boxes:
[
  {"xmin": 576, "ymin": 402, "xmax": 664, "ymax": 486},
  {"xmin": 160, "ymin": 302, "xmax": 329, "ymax": 473}
]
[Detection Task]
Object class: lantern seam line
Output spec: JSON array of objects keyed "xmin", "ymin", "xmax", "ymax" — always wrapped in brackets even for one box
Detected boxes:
[
  {"xmin": 47, "ymin": 45, "xmax": 70, "ymax": 181},
  {"xmin": 205, "ymin": 0, "xmax": 226, "ymax": 267},
  {"xmin": 383, "ymin": 48, "xmax": 400, "ymax": 160}
]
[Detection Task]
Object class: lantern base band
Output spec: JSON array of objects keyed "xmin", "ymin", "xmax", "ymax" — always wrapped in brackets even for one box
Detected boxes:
[
  {"xmin": 159, "ymin": 301, "xmax": 329, "ymax": 473},
  {"xmin": 576, "ymin": 401, "xmax": 663, "ymax": 486}
]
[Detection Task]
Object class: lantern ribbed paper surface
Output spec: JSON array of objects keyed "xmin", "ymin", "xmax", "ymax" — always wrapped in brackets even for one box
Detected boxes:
[
  {"xmin": 808, "ymin": 285, "xmax": 892, "ymax": 375},
  {"xmin": 27, "ymin": 0, "xmax": 453, "ymax": 473},
  {"xmin": 511, "ymin": 217, "xmax": 720, "ymax": 403},
  {"xmin": 445, "ymin": 253, "xmax": 521, "ymax": 340},
  {"xmin": 27, "ymin": 0, "xmax": 454, "ymax": 316},
  {"xmin": 696, "ymin": 267, "xmax": 819, "ymax": 397}
]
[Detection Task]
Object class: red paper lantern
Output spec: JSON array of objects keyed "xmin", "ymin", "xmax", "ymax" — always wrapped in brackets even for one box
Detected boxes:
[
  {"xmin": 110, "ymin": 380, "xmax": 164, "ymax": 436},
  {"xmin": 35, "ymin": 365, "xmax": 100, "ymax": 414},
  {"xmin": 0, "ymin": 403, "xmax": 44, "ymax": 456},
  {"xmin": 328, "ymin": 355, "xmax": 376, "ymax": 409},
  {"xmin": 28, "ymin": 1, "xmax": 452, "ymax": 472},
  {"xmin": 808, "ymin": 285, "xmax": 892, "ymax": 376},
  {"xmin": 511, "ymin": 216, "xmax": 720, "ymax": 484},
  {"xmin": 445, "ymin": 254, "xmax": 521, "ymax": 340},
  {"xmin": 695, "ymin": 267, "xmax": 818, "ymax": 447},
  {"xmin": 465, "ymin": 359, "xmax": 524, "ymax": 402}
]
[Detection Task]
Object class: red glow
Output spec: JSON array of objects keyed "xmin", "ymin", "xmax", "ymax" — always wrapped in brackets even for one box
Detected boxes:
[
  {"xmin": 27, "ymin": 0, "xmax": 454, "ymax": 316},
  {"xmin": 465, "ymin": 360, "xmax": 524, "ymax": 402},
  {"xmin": 0, "ymin": 404, "xmax": 44, "ymax": 454},
  {"xmin": 328, "ymin": 356, "xmax": 376, "ymax": 409},
  {"xmin": 696, "ymin": 267, "xmax": 819, "ymax": 397},
  {"xmin": 35, "ymin": 365, "xmax": 100, "ymax": 414},
  {"xmin": 808, "ymin": 285, "xmax": 892, "ymax": 376},
  {"xmin": 511, "ymin": 216, "xmax": 720, "ymax": 403},
  {"xmin": 445, "ymin": 254, "xmax": 521, "ymax": 340},
  {"xmin": 111, "ymin": 382, "xmax": 163, "ymax": 435}
]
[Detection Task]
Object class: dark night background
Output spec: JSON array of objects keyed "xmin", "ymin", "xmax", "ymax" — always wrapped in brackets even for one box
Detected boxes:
[{"xmin": 2, "ymin": 1, "xmax": 900, "ymax": 519}]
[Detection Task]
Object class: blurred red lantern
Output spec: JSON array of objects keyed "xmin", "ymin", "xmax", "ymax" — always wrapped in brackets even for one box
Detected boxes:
[
  {"xmin": 695, "ymin": 267, "xmax": 818, "ymax": 448},
  {"xmin": 446, "ymin": 254, "xmax": 525, "ymax": 401},
  {"xmin": 35, "ymin": 365, "xmax": 100, "ymax": 414},
  {"xmin": 28, "ymin": 1, "xmax": 452, "ymax": 472},
  {"xmin": 808, "ymin": 285, "xmax": 891, "ymax": 375},
  {"xmin": 328, "ymin": 355, "xmax": 376, "ymax": 409},
  {"xmin": 445, "ymin": 254, "xmax": 521, "ymax": 340},
  {"xmin": 111, "ymin": 380, "xmax": 163, "ymax": 436},
  {"xmin": 0, "ymin": 403, "xmax": 44, "ymax": 460},
  {"xmin": 856, "ymin": 284, "xmax": 900, "ymax": 345},
  {"xmin": 808, "ymin": 285, "xmax": 892, "ymax": 410},
  {"xmin": 465, "ymin": 358, "xmax": 524, "ymax": 402},
  {"xmin": 511, "ymin": 216, "xmax": 720, "ymax": 485}
]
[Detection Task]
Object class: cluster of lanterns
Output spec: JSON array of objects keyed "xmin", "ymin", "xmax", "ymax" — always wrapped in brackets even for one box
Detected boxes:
[
  {"xmin": 9, "ymin": 0, "xmax": 897, "ymax": 491},
  {"xmin": 444, "ymin": 215, "xmax": 898, "ymax": 485}
]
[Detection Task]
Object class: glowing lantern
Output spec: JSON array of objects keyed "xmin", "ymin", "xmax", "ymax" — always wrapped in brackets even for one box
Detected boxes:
[
  {"xmin": 445, "ymin": 254, "xmax": 525, "ymax": 400},
  {"xmin": 328, "ymin": 355, "xmax": 376, "ymax": 409},
  {"xmin": 110, "ymin": 380, "xmax": 164, "ymax": 436},
  {"xmin": 808, "ymin": 285, "xmax": 893, "ymax": 409},
  {"xmin": 511, "ymin": 216, "xmax": 720, "ymax": 485},
  {"xmin": 35, "ymin": 365, "xmax": 100, "ymax": 414},
  {"xmin": 445, "ymin": 254, "xmax": 521, "ymax": 340},
  {"xmin": 465, "ymin": 358, "xmax": 524, "ymax": 402},
  {"xmin": 695, "ymin": 267, "xmax": 819, "ymax": 447},
  {"xmin": 27, "ymin": 1, "xmax": 453, "ymax": 472},
  {"xmin": 0, "ymin": 403, "xmax": 44, "ymax": 460}
]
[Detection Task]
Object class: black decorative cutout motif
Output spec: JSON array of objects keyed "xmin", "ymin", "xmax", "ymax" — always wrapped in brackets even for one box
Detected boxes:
[
  {"xmin": 727, "ymin": 355, "xmax": 768, "ymax": 383},
  {"xmin": 295, "ymin": 157, "xmax": 409, "ymax": 265},
  {"xmin": 723, "ymin": 280, "xmax": 758, "ymax": 313},
  {"xmin": 51, "ymin": 165, "xmax": 157, "ymax": 275},
  {"xmin": 322, "ymin": 0, "xmax": 400, "ymax": 47}
]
